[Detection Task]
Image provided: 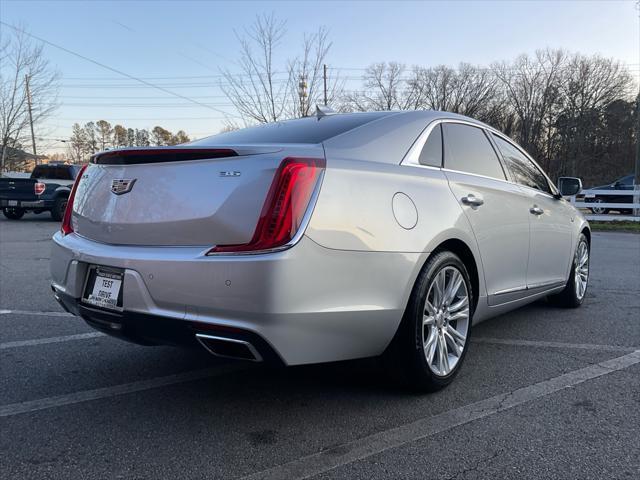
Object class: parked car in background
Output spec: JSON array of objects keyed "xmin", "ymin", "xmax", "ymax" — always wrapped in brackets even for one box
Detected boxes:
[
  {"xmin": 50, "ymin": 110, "xmax": 590, "ymax": 391},
  {"xmin": 582, "ymin": 174, "xmax": 636, "ymax": 214},
  {"xmin": 0, "ymin": 164, "xmax": 83, "ymax": 220}
]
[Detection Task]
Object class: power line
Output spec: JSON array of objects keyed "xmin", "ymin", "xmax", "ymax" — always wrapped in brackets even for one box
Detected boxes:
[{"xmin": 0, "ymin": 22, "xmax": 240, "ymax": 119}]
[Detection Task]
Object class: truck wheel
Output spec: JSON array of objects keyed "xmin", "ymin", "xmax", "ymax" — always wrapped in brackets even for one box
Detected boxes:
[
  {"xmin": 51, "ymin": 197, "xmax": 68, "ymax": 221},
  {"xmin": 3, "ymin": 208, "xmax": 25, "ymax": 220}
]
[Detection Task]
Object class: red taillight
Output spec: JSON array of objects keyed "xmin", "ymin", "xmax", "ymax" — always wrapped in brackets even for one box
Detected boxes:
[
  {"xmin": 34, "ymin": 182, "xmax": 45, "ymax": 195},
  {"xmin": 208, "ymin": 157, "xmax": 325, "ymax": 254},
  {"xmin": 60, "ymin": 164, "xmax": 88, "ymax": 235}
]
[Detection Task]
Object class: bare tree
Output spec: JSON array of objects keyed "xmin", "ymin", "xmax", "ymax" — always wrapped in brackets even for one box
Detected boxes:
[
  {"xmin": 416, "ymin": 63, "xmax": 500, "ymax": 118},
  {"xmin": 220, "ymin": 14, "xmax": 290, "ymax": 124},
  {"xmin": 221, "ymin": 15, "xmax": 342, "ymax": 123},
  {"xmin": 287, "ymin": 27, "xmax": 342, "ymax": 117},
  {"xmin": 492, "ymin": 49, "xmax": 567, "ymax": 169},
  {"xmin": 342, "ymin": 62, "xmax": 419, "ymax": 111},
  {"xmin": 0, "ymin": 25, "xmax": 59, "ymax": 173}
]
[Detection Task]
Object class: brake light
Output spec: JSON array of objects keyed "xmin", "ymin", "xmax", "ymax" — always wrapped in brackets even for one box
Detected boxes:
[
  {"xmin": 207, "ymin": 157, "xmax": 325, "ymax": 254},
  {"xmin": 61, "ymin": 164, "xmax": 88, "ymax": 235},
  {"xmin": 34, "ymin": 182, "xmax": 45, "ymax": 195}
]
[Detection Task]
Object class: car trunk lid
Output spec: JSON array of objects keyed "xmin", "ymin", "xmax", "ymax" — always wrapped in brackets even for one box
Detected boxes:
[{"xmin": 71, "ymin": 145, "xmax": 324, "ymax": 247}]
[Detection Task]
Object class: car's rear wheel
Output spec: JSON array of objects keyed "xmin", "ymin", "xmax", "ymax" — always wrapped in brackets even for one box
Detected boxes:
[
  {"xmin": 385, "ymin": 250, "xmax": 473, "ymax": 392},
  {"xmin": 51, "ymin": 196, "xmax": 68, "ymax": 221},
  {"xmin": 548, "ymin": 233, "xmax": 589, "ymax": 308},
  {"xmin": 589, "ymin": 198, "xmax": 608, "ymax": 215},
  {"xmin": 2, "ymin": 207, "xmax": 25, "ymax": 220}
]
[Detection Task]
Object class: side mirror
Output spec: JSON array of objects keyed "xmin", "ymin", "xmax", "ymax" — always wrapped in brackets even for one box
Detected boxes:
[
  {"xmin": 557, "ymin": 177, "xmax": 582, "ymax": 197},
  {"xmin": 613, "ymin": 181, "xmax": 623, "ymax": 188}
]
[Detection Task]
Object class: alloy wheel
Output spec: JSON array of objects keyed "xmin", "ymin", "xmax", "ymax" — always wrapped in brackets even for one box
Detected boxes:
[
  {"xmin": 574, "ymin": 240, "xmax": 589, "ymax": 300},
  {"xmin": 422, "ymin": 266, "xmax": 470, "ymax": 377}
]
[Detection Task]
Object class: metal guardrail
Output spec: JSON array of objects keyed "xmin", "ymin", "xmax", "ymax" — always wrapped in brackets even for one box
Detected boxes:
[{"xmin": 568, "ymin": 186, "xmax": 640, "ymax": 222}]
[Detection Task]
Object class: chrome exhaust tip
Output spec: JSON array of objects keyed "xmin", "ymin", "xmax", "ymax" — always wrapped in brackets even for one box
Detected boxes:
[{"xmin": 195, "ymin": 334, "xmax": 263, "ymax": 362}]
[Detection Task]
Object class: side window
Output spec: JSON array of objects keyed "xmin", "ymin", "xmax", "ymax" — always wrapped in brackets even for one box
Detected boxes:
[
  {"xmin": 620, "ymin": 175, "xmax": 633, "ymax": 188},
  {"xmin": 492, "ymin": 135, "xmax": 551, "ymax": 194},
  {"xmin": 442, "ymin": 123, "xmax": 505, "ymax": 180},
  {"xmin": 418, "ymin": 124, "xmax": 443, "ymax": 167}
]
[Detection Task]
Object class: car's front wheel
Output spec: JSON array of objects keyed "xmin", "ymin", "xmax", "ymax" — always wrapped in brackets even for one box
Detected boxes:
[
  {"xmin": 2, "ymin": 207, "xmax": 25, "ymax": 220},
  {"xmin": 385, "ymin": 250, "xmax": 473, "ymax": 392},
  {"xmin": 548, "ymin": 233, "xmax": 589, "ymax": 308}
]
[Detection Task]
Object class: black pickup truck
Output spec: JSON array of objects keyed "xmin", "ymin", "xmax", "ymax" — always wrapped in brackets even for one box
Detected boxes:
[{"xmin": 0, "ymin": 164, "xmax": 83, "ymax": 221}]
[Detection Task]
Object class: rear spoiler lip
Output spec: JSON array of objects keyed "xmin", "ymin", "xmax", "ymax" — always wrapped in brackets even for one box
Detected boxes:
[
  {"xmin": 91, "ymin": 145, "xmax": 286, "ymax": 165},
  {"xmin": 91, "ymin": 147, "xmax": 239, "ymax": 165}
]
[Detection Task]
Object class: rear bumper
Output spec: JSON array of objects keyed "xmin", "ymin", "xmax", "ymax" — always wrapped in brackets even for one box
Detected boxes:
[
  {"xmin": 1, "ymin": 199, "xmax": 51, "ymax": 209},
  {"xmin": 50, "ymin": 232, "xmax": 424, "ymax": 365},
  {"xmin": 52, "ymin": 288, "xmax": 284, "ymax": 364}
]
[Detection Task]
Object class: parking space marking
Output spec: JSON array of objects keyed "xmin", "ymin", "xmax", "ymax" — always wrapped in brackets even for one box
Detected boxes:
[
  {"xmin": 0, "ymin": 332, "xmax": 105, "ymax": 350},
  {"xmin": 0, "ymin": 309, "xmax": 73, "ymax": 317},
  {"xmin": 473, "ymin": 337, "xmax": 637, "ymax": 352},
  {"xmin": 0, "ymin": 364, "xmax": 247, "ymax": 418},
  {"xmin": 240, "ymin": 350, "xmax": 640, "ymax": 480}
]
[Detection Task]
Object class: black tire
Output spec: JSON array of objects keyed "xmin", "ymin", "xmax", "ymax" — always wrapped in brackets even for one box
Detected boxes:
[
  {"xmin": 51, "ymin": 196, "xmax": 68, "ymax": 222},
  {"xmin": 547, "ymin": 233, "xmax": 589, "ymax": 308},
  {"xmin": 589, "ymin": 198, "xmax": 608, "ymax": 215},
  {"xmin": 2, "ymin": 207, "xmax": 25, "ymax": 220},
  {"xmin": 383, "ymin": 250, "xmax": 474, "ymax": 392}
]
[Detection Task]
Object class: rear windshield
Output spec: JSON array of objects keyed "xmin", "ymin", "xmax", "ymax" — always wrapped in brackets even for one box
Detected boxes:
[
  {"xmin": 31, "ymin": 165, "xmax": 77, "ymax": 180},
  {"xmin": 192, "ymin": 112, "xmax": 391, "ymax": 145}
]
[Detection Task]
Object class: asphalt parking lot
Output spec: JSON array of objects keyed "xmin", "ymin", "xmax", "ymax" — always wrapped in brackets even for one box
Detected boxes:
[{"xmin": 1, "ymin": 213, "xmax": 639, "ymax": 480}]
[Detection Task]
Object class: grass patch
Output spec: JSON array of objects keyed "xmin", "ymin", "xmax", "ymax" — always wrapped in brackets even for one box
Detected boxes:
[{"xmin": 589, "ymin": 221, "xmax": 640, "ymax": 233}]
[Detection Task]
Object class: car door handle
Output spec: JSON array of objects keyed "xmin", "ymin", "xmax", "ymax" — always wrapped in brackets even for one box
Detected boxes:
[
  {"xmin": 461, "ymin": 194, "xmax": 484, "ymax": 207},
  {"xmin": 529, "ymin": 205, "xmax": 544, "ymax": 215}
]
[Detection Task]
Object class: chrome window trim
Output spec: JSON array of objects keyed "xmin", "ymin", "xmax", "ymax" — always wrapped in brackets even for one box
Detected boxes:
[
  {"xmin": 401, "ymin": 119, "xmax": 442, "ymax": 168},
  {"xmin": 402, "ymin": 118, "xmax": 509, "ymax": 181},
  {"xmin": 441, "ymin": 167, "xmax": 511, "ymax": 184},
  {"xmin": 402, "ymin": 118, "xmax": 505, "ymax": 167},
  {"xmin": 402, "ymin": 117, "xmax": 561, "ymax": 201},
  {"xmin": 490, "ymin": 131, "xmax": 558, "ymax": 197}
]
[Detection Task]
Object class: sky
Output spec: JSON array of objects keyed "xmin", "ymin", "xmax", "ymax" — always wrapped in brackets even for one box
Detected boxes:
[{"xmin": 1, "ymin": 0, "xmax": 639, "ymax": 155}]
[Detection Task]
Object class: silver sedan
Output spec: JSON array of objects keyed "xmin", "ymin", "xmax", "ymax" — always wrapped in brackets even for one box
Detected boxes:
[{"xmin": 50, "ymin": 110, "xmax": 590, "ymax": 391}]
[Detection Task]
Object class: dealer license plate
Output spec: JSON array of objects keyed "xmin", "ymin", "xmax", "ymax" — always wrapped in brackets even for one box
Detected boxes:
[{"xmin": 82, "ymin": 266, "xmax": 124, "ymax": 311}]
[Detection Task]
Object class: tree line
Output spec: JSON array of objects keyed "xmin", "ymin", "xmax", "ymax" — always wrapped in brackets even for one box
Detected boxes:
[
  {"xmin": 337, "ymin": 53, "xmax": 636, "ymax": 186},
  {"xmin": 67, "ymin": 121, "xmax": 190, "ymax": 162},
  {"xmin": 222, "ymin": 15, "xmax": 637, "ymax": 186}
]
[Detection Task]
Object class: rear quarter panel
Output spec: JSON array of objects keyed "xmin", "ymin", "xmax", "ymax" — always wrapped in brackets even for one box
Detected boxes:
[{"xmin": 306, "ymin": 159, "xmax": 486, "ymax": 303}]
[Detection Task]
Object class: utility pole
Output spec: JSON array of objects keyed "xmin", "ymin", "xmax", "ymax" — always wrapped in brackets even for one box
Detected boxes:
[
  {"xmin": 323, "ymin": 64, "xmax": 328, "ymax": 106},
  {"xmin": 634, "ymin": 91, "xmax": 639, "ymax": 216},
  {"xmin": 25, "ymin": 74, "xmax": 38, "ymax": 165},
  {"xmin": 634, "ymin": 1, "xmax": 640, "ymax": 216}
]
